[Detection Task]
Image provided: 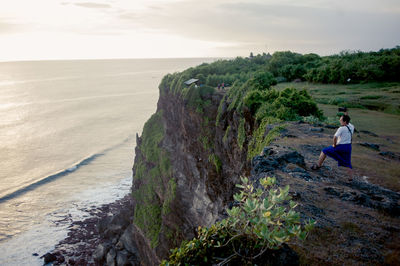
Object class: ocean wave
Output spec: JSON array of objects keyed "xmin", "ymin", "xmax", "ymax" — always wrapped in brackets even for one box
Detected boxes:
[
  {"xmin": 0, "ymin": 133, "xmax": 135, "ymax": 204},
  {"xmin": 0, "ymin": 153, "xmax": 103, "ymax": 204}
]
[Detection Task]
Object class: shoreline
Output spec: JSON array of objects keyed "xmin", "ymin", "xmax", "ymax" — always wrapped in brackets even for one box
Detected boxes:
[{"xmin": 42, "ymin": 194, "xmax": 136, "ymax": 265}]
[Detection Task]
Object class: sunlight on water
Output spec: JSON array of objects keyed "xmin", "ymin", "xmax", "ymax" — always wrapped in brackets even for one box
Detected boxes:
[{"xmin": 0, "ymin": 58, "xmax": 215, "ymax": 265}]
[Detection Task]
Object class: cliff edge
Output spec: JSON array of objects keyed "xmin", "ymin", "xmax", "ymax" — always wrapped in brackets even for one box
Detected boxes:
[{"xmin": 127, "ymin": 58, "xmax": 400, "ymax": 265}]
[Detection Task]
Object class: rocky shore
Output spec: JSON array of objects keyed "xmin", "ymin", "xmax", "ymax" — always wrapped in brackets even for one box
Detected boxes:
[{"xmin": 41, "ymin": 194, "xmax": 139, "ymax": 265}]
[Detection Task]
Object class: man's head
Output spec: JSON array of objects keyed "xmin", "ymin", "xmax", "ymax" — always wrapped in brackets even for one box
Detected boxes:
[{"xmin": 340, "ymin": 115, "xmax": 351, "ymax": 125}]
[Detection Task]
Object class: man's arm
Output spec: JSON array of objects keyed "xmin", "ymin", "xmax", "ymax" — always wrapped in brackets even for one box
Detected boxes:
[{"xmin": 333, "ymin": 136, "xmax": 338, "ymax": 147}]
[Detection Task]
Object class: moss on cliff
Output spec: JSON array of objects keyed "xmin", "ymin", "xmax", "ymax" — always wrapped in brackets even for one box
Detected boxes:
[
  {"xmin": 132, "ymin": 110, "xmax": 175, "ymax": 249},
  {"xmin": 237, "ymin": 118, "xmax": 246, "ymax": 150},
  {"xmin": 223, "ymin": 125, "xmax": 231, "ymax": 144},
  {"xmin": 162, "ymin": 178, "xmax": 177, "ymax": 215},
  {"xmin": 208, "ymin": 153, "xmax": 222, "ymax": 174}
]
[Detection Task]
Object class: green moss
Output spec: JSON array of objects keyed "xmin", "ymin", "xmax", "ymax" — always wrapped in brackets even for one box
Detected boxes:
[
  {"xmin": 237, "ymin": 118, "xmax": 246, "ymax": 150},
  {"xmin": 133, "ymin": 161, "xmax": 146, "ymax": 180},
  {"xmin": 208, "ymin": 153, "xmax": 222, "ymax": 174},
  {"xmin": 247, "ymin": 119, "xmax": 285, "ymax": 160},
  {"xmin": 223, "ymin": 125, "xmax": 231, "ymax": 144},
  {"xmin": 134, "ymin": 201, "xmax": 162, "ymax": 248},
  {"xmin": 199, "ymin": 135, "xmax": 211, "ymax": 150},
  {"xmin": 141, "ymin": 111, "xmax": 164, "ymax": 163},
  {"xmin": 132, "ymin": 110, "xmax": 176, "ymax": 249},
  {"xmin": 162, "ymin": 178, "xmax": 177, "ymax": 215},
  {"xmin": 216, "ymin": 94, "xmax": 228, "ymax": 125}
]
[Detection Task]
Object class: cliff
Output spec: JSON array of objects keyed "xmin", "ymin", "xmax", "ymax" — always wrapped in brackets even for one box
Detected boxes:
[
  {"xmin": 126, "ymin": 63, "xmax": 400, "ymax": 265},
  {"xmin": 130, "ymin": 87, "xmax": 251, "ymax": 265}
]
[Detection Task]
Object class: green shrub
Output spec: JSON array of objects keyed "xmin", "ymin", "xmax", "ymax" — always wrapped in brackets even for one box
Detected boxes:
[
  {"xmin": 247, "ymin": 121, "xmax": 284, "ymax": 160},
  {"xmin": 223, "ymin": 125, "xmax": 231, "ymax": 144},
  {"xmin": 248, "ymin": 71, "xmax": 277, "ymax": 90},
  {"xmin": 245, "ymin": 88, "xmax": 322, "ymax": 122},
  {"xmin": 208, "ymin": 154, "xmax": 222, "ymax": 174},
  {"xmin": 162, "ymin": 176, "xmax": 315, "ymax": 265},
  {"xmin": 237, "ymin": 118, "xmax": 246, "ymax": 150}
]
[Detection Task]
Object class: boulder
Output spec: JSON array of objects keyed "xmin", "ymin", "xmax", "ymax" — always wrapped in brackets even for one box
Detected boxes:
[
  {"xmin": 41, "ymin": 252, "xmax": 57, "ymax": 264},
  {"xmin": 119, "ymin": 225, "xmax": 139, "ymax": 256},
  {"xmin": 359, "ymin": 142, "xmax": 380, "ymax": 151},
  {"xmin": 116, "ymin": 250, "xmax": 129, "ymax": 266},
  {"xmin": 93, "ymin": 242, "xmax": 110, "ymax": 262},
  {"xmin": 106, "ymin": 248, "xmax": 116, "ymax": 266}
]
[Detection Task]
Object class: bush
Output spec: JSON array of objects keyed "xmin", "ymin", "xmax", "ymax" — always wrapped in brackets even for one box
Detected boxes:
[
  {"xmin": 162, "ymin": 177, "xmax": 315, "ymax": 265},
  {"xmin": 248, "ymin": 71, "xmax": 277, "ymax": 91},
  {"xmin": 244, "ymin": 87, "xmax": 322, "ymax": 122}
]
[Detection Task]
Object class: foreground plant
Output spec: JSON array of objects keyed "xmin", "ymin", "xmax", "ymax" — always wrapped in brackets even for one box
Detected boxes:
[{"xmin": 162, "ymin": 176, "xmax": 315, "ymax": 265}]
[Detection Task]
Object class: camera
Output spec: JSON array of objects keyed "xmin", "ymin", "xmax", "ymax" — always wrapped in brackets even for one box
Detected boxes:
[{"xmin": 338, "ymin": 107, "xmax": 347, "ymax": 112}]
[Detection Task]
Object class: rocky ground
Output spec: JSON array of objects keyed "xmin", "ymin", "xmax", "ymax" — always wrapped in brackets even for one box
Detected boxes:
[
  {"xmin": 41, "ymin": 195, "xmax": 139, "ymax": 265},
  {"xmin": 252, "ymin": 121, "xmax": 400, "ymax": 265}
]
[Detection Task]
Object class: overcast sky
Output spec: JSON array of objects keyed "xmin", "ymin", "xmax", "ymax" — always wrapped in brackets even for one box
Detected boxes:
[{"xmin": 1, "ymin": 0, "xmax": 399, "ymax": 61}]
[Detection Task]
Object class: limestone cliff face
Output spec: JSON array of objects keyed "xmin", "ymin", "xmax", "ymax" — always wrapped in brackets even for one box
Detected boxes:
[
  {"xmin": 131, "ymin": 87, "xmax": 250, "ymax": 265},
  {"xmin": 130, "ymin": 83, "xmax": 400, "ymax": 265}
]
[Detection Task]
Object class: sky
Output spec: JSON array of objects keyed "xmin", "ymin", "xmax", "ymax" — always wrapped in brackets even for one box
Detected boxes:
[{"xmin": 0, "ymin": 0, "xmax": 399, "ymax": 61}]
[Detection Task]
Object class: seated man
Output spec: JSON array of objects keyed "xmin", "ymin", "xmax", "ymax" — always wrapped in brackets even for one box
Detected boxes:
[{"xmin": 312, "ymin": 115, "xmax": 354, "ymax": 172}]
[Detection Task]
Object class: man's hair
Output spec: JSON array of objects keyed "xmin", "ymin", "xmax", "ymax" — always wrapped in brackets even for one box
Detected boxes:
[{"xmin": 342, "ymin": 115, "xmax": 351, "ymax": 124}]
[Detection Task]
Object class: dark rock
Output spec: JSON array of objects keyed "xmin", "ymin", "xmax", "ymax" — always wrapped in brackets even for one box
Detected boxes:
[
  {"xmin": 277, "ymin": 150, "xmax": 305, "ymax": 166},
  {"xmin": 110, "ymin": 209, "xmax": 131, "ymax": 229},
  {"xmin": 359, "ymin": 247, "xmax": 383, "ymax": 263},
  {"xmin": 359, "ymin": 142, "xmax": 380, "ymax": 151},
  {"xmin": 252, "ymin": 155, "xmax": 279, "ymax": 174},
  {"xmin": 254, "ymin": 244, "xmax": 299, "ymax": 265},
  {"xmin": 106, "ymin": 248, "xmax": 116, "ymax": 266},
  {"xmin": 116, "ymin": 250, "xmax": 130, "ymax": 266},
  {"xmin": 57, "ymin": 255, "xmax": 65, "ymax": 263},
  {"xmin": 360, "ymin": 130, "xmax": 378, "ymax": 137},
  {"xmin": 379, "ymin": 151, "xmax": 400, "ymax": 160},
  {"xmin": 290, "ymin": 172, "xmax": 314, "ymax": 181},
  {"xmin": 104, "ymin": 224, "xmax": 123, "ymax": 238},
  {"xmin": 309, "ymin": 127, "xmax": 324, "ymax": 132},
  {"xmin": 93, "ymin": 243, "xmax": 110, "ymax": 262},
  {"xmin": 32, "ymin": 253, "xmax": 39, "ymax": 256},
  {"xmin": 120, "ymin": 225, "xmax": 139, "ymax": 256},
  {"xmin": 41, "ymin": 252, "xmax": 57, "ymax": 264},
  {"xmin": 324, "ymin": 187, "xmax": 341, "ymax": 197},
  {"xmin": 97, "ymin": 216, "xmax": 112, "ymax": 234},
  {"xmin": 252, "ymin": 146, "xmax": 305, "ymax": 175},
  {"xmin": 68, "ymin": 258, "xmax": 75, "ymax": 265},
  {"xmin": 324, "ymin": 124, "xmax": 337, "ymax": 129}
]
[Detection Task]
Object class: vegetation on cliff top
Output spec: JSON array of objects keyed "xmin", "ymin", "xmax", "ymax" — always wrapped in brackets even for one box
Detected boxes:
[
  {"xmin": 133, "ymin": 46, "xmax": 400, "ymax": 260},
  {"xmin": 159, "ymin": 47, "xmax": 400, "ymax": 97}
]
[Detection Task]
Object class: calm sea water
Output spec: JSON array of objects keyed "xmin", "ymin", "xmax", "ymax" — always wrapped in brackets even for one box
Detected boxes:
[{"xmin": 0, "ymin": 58, "xmax": 214, "ymax": 265}]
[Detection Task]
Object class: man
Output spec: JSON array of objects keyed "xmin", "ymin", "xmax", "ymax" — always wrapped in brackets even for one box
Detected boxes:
[{"xmin": 312, "ymin": 115, "xmax": 354, "ymax": 173}]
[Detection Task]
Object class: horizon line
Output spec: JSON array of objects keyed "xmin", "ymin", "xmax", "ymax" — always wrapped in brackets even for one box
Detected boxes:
[{"xmin": 0, "ymin": 56, "xmax": 232, "ymax": 64}]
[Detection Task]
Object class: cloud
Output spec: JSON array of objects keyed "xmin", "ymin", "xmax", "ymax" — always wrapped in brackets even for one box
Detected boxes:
[
  {"xmin": 74, "ymin": 2, "xmax": 111, "ymax": 9},
  {"xmin": 0, "ymin": 18, "xmax": 23, "ymax": 34},
  {"xmin": 116, "ymin": 0, "xmax": 400, "ymax": 54}
]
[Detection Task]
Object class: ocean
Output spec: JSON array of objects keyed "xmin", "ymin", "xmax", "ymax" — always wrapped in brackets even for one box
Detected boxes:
[{"xmin": 0, "ymin": 58, "xmax": 214, "ymax": 265}]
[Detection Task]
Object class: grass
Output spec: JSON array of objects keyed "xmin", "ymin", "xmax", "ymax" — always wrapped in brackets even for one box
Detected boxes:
[
  {"xmin": 273, "ymin": 82, "xmax": 400, "ymax": 115},
  {"xmin": 273, "ymin": 81, "xmax": 400, "ymax": 191}
]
